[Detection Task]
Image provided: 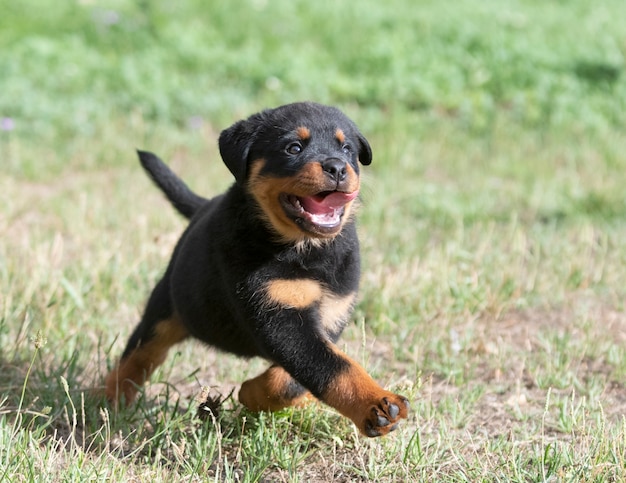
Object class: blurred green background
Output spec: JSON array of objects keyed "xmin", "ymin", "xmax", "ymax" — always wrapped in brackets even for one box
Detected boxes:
[{"xmin": 1, "ymin": 0, "xmax": 624, "ymax": 173}]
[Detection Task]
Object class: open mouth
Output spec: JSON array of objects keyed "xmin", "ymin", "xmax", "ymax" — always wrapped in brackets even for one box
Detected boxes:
[{"xmin": 280, "ymin": 190, "xmax": 359, "ymax": 235}]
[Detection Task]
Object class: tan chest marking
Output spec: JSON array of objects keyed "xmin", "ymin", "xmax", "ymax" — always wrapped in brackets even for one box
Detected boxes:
[
  {"xmin": 319, "ymin": 292, "xmax": 356, "ymax": 336},
  {"xmin": 266, "ymin": 278, "xmax": 323, "ymax": 308},
  {"xmin": 264, "ymin": 280, "xmax": 356, "ymax": 335}
]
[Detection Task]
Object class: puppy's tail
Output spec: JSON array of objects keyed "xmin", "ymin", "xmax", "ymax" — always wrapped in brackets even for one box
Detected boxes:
[{"xmin": 137, "ymin": 150, "xmax": 208, "ymax": 219}]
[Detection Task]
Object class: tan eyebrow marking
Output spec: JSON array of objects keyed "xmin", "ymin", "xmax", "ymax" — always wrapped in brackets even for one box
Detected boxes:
[
  {"xmin": 296, "ymin": 126, "xmax": 311, "ymax": 140},
  {"xmin": 335, "ymin": 128, "xmax": 345, "ymax": 144}
]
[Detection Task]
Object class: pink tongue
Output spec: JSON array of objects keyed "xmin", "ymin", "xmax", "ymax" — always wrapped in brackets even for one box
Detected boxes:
[{"xmin": 300, "ymin": 191, "xmax": 359, "ymax": 214}]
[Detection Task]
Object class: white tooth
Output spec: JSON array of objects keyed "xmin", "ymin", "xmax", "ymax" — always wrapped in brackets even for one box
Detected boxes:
[{"xmin": 311, "ymin": 210, "xmax": 341, "ymax": 227}]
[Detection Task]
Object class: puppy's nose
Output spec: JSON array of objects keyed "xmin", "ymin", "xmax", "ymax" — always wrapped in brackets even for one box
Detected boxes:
[{"xmin": 321, "ymin": 158, "xmax": 347, "ymax": 182}]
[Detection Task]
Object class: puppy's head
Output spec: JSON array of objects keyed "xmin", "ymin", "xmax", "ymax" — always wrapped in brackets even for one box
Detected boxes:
[{"xmin": 219, "ymin": 102, "xmax": 372, "ymax": 243}]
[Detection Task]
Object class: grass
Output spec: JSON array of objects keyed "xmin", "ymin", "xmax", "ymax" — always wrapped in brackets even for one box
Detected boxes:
[{"xmin": 2, "ymin": 0, "xmax": 626, "ymax": 480}]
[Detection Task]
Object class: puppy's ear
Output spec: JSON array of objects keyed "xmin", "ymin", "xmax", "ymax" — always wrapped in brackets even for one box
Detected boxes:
[
  {"xmin": 219, "ymin": 112, "xmax": 266, "ymax": 184},
  {"xmin": 357, "ymin": 133, "xmax": 372, "ymax": 166}
]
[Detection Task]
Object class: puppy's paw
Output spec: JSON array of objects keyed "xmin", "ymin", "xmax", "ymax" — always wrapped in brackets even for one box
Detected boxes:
[{"xmin": 362, "ymin": 393, "xmax": 409, "ymax": 437}]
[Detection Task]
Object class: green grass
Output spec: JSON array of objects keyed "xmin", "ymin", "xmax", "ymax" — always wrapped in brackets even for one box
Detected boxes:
[{"xmin": 2, "ymin": 0, "xmax": 626, "ymax": 481}]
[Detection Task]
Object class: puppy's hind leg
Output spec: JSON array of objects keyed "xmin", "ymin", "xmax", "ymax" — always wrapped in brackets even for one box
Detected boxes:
[
  {"xmin": 239, "ymin": 365, "xmax": 313, "ymax": 412},
  {"xmin": 105, "ymin": 278, "xmax": 189, "ymax": 405}
]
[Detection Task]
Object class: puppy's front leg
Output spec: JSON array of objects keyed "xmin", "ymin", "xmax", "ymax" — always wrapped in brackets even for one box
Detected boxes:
[
  {"xmin": 316, "ymin": 343, "xmax": 409, "ymax": 437},
  {"xmin": 245, "ymin": 315, "xmax": 409, "ymax": 437}
]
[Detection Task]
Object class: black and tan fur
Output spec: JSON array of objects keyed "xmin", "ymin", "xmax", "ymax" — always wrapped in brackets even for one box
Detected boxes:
[{"xmin": 105, "ymin": 102, "xmax": 408, "ymax": 437}]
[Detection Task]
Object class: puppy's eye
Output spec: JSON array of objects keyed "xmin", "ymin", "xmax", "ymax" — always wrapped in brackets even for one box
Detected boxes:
[
  {"xmin": 342, "ymin": 144, "xmax": 352, "ymax": 154},
  {"xmin": 286, "ymin": 142, "xmax": 303, "ymax": 155}
]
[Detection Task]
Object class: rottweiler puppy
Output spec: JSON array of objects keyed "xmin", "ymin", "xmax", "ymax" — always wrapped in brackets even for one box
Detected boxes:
[{"xmin": 105, "ymin": 102, "xmax": 409, "ymax": 437}]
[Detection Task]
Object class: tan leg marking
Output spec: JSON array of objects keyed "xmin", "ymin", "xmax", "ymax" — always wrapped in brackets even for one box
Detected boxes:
[
  {"xmin": 105, "ymin": 317, "xmax": 188, "ymax": 405},
  {"xmin": 322, "ymin": 347, "xmax": 409, "ymax": 437},
  {"xmin": 239, "ymin": 365, "xmax": 313, "ymax": 412}
]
